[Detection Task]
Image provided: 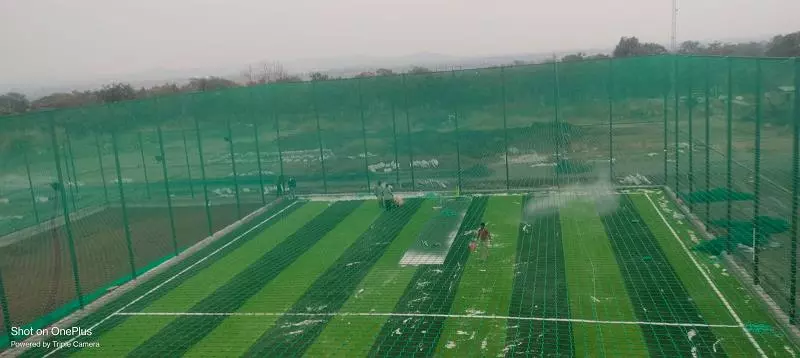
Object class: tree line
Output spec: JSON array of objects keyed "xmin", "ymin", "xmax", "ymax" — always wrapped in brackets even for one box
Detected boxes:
[{"xmin": 1, "ymin": 30, "xmax": 798, "ymax": 116}]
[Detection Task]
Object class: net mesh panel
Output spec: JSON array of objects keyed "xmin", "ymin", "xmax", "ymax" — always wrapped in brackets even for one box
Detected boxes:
[
  {"xmin": 272, "ymin": 81, "xmax": 325, "ymax": 195},
  {"xmin": 505, "ymin": 63, "xmax": 557, "ymax": 188},
  {"xmin": 612, "ymin": 56, "xmax": 669, "ymax": 186},
  {"xmin": 456, "ymin": 67, "xmax": 506, "ymax": 191},
  {"xmin": 559, "ymin": 58, "xmax": 611, "ymax": 187},
  {"xmin": 360, "ymin": 74, "xmax": 407, "ymax": 191},
  {"xmin": 1, "ymin": 55, "xmax": 799, "ymax": 354}
]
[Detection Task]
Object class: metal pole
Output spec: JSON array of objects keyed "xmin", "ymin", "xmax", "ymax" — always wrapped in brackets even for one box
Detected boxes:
[
  {"xmin": 181, "ymin": 130, "xmax": 195, "ymax": 199},
  {"xmin": 65, "ymin": 128, "xmax": 79, "ymax": 195},
  {"xmin": 609, "ymin": 58, "xmax": 615, "ymax": 182},
  {"xmin": 274, "ymin": 113, "xmax": 285, "ymax": 180},
  {"xmin": 753, "ymin": 59, "xmax": 762, "ymax": 286},
  {"xmin": 553, "ymin": 59, "xmax": 562, "ymax": 189},
  {"xmin": 194, "ymin": 116, "xmax": 213, "ymax": 236},
  {"xmin": 726, "ymin": 57, "xmax": 734, "ymax": 254},
  {"xmin": 64, "ymin": 128, "xmax": 78, "ymax": 211},
  {"xmin": 664, "ymin": 58, "xmax": 669, "ymax": 186},
  {"xmin": 403, "ymin": 74, "xmax": 416, "ymax": 190},
  {"xmin": 49, "ymin": 115, "xmax": 84, "ymax": 307},
  {"xmin": 311, "ymin": 81, "xmax": 328, "ymax": 194},
  {"xmin": 705, "ymin": 59, "xmax": 712, "ymax": 224},
  {"xmin": 391, "ymin": 102, "xmax": 401, "ymax": 185},
  {"xmin": 0, "ymin": 267, "xmax": 13, "ymax": 343},
  {"xmin": 358, "ymin": 78, "xmax": 371, "ymax": 192},
  {"xmin": 501, "ymin": 66, "xmax": 510, "ymax": 191},
  {"xmin": 95, "ymin": 133, "xmax": 110, "ymax": 204},
  {"xmin": 138, "ymin": 132, "xmax": 151, "ymax": 200},
  {"xmin": 253, "ymin": 121, "xmax": 266, "ymax": 205},
  {"xmin": 674, "ymin": 57, "xmax": 680, "ymax": 194},
  {"xmin": 452, "ymin": 70, "xmax": 462, "ymax": 192},
  {"xmin": 23, "ymin": 150, "xmax": 40, "ymax": 223},
  {"xmin": 111, "ymin": 131, "xmax": 137, "ymax": 279},
  {"xmin": 157, "ymin": 126, "xmax": 178, "ymax": 256},
  {"xmin": 226, "ymin": 118, "xmax": 242, "ymax": 219},
  {"xmin": 790, "ymin": 57, "xmax": 800, "ymax": 325},
  {"xmin": 688, "ymin": 61, "xmax": 695, "ymax": 213}
]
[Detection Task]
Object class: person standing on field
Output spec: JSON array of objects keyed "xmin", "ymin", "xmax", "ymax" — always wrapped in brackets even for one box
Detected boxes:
[
  {"xmin": 287, "ymin": 177, "xmax": 297, "ymax": 199},
  {"xmin": 477, "ymin": 222, "xmax": 491, "ymax": 261},
  {"xmin": 276, "ymin": 175, "xmax": 284, "ymax": 197},
  {"xmin": 384, "ymin": 183, "xmax": 395, "ymax": 211},
  {"xmin": 374, "ymin": 181, "xmax": 384, "ymax": 209}
]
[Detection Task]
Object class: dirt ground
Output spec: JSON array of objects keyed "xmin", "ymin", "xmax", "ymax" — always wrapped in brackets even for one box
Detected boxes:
[{"xmin": 0, "ymin": 202, "xmax": 263, "ymax": 336}]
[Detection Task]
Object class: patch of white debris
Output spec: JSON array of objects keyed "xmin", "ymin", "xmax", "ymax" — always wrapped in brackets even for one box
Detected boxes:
[
  {"xmin": 281, "ymin": 320, "xmax": 323, "ymax": 328},
  {"xmin": 445, "ymin": 341, "xmax": 456, "ymax": 349},
  {"xmin": 465, "ymin": 309, "xmax": 485, "ymax": 316}
]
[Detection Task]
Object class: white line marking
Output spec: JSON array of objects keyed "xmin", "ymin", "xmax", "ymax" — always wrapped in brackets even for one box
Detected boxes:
[
  {"xmin": 644, "ymin": 193, "xmax": 766, "ymax": 357},
  {"xmin": 42, "ymin": 201, "xmax": 299, "ymax": 358},
  {"xmin": 113, "ymin": 311, "xmax": 740, "ymax": 328}
]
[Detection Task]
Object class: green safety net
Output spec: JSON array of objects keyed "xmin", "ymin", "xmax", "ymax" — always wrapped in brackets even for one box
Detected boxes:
[{"xmin": 0, "ymin": 54, "xmax": 798, "ymax": 356}]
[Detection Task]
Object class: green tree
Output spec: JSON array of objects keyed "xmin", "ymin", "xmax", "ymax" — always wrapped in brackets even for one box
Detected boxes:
[
  {"xmin": 766, "ymin": 31, "xmax": 800, "ymax": 57},
  {"xmin": 0, "ymin": 92, "xmax": 30, "ymax": 115},
  {"xmin": 184, "ymin": 77, "xmax": 239, "ymax": 92},
  {"xmin": 96, "ymin": 83, "xmax": 137, "ymax": 103},
  {"xmin": 309, "ymin": 72, "xmax": 330, "ymax": 81},
  {"xmin": 561, "ymin": 53, "xmax": 586, "ymax": 62},
  {"xmin": 613, "ymin": 36, "xmax": 667, "ymax": 57},
  {"xmin": 31, "ymin": 91, "xmax": 97, "ymax": 110},
  {"xmin": 678, "ymin": 40, "xmax": 704, "ymax": 54}
]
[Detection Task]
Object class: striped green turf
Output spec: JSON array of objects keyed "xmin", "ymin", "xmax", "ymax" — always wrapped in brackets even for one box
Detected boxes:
[
  {"xmin": 434, "ymin": 196, "xmax": 521, "ymax": 357},
  {"xmin": 71, "ymin": 202, "xmax": 327, "ymax": 357},
  {"xmin": 182, "ymin": 201, "xmax": 381, "ymax": 356},
  {"xmin": 303, "ymin": 200, "xmax": 434, "ymax": 357},
  {"xmin": 631, "ymin": 192, "xmax": 796, "ymax": 357},
  {"xmin": 559, "ymin": 199, "xmax": 648, "ymax": 357}
]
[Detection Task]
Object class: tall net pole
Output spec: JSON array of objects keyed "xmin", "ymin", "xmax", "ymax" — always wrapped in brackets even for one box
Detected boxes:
[
  {"xmin": 194, "ymin": 115, "xmax": 213, "ymax": 236},
  {"xmin": 358, "ymin": 78, "xmax": 371, "ymax": 192},
  {"xmin": 402, "ymin": 74, "xmax": 416, "ymax": 190},
  {"xmin": 225, "ymin": 117, "xmax": 242, "ymax": 219},
  {"xmin": 608, "ymin": 58, "xmax": 615, "ymax": 182},
  {"xmin": 726, "ymin": 57, "xmax": 734, "ymax": 254},
  {"xmin": 111, "ymin": 130, "xmax": 137, "ymax": 279},
  {"xmin": 48, "ymin": 114, "xmax": 83, "ymax": 307},
  {"xmin": 311, "ymin": 81, "xmax": 328, "ymax": 194},
  {"xmin": 753, "ymin": 59, "xmax": 763, "ymax": 286},
  {"xmin": 23, "ymin": 149, "xmax": 40, "ymax": 223},
  {"xmin": 790, "ymin": 57, "xmax": 799, "ymax": 325},
  {"xmin": 501, "ymin": 66, "xmax": 510, "ymax": 191},
  {"xmin": 156, "ymin": 125, "xmax": 178, "ymax": 256},
  {"xmin": 181, "ymin": 130, "xmax": 195, "ymax": 199},
  {"xmin": 95, "ymin": 133, "xmax": 110, "ymax": 204}
]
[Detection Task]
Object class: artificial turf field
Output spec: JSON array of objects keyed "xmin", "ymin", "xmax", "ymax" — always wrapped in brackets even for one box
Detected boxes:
[{"xmin": 16, "ymin": 190, "xmax": 799, "ymax": 357}]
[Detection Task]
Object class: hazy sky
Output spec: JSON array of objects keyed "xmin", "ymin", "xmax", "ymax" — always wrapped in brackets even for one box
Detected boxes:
[{"xmin": 1, "ymin": 0, "xmax": 797, "ymax": 88}]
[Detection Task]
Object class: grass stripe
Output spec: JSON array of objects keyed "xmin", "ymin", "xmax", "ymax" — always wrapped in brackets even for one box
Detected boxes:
[
  {"xmin": 22, "ymin": 200, "xmax": 300, "ymax": 358},
  {"xmin": 560, "ymin": 199, "xmax": 648, "ymax": 357},
  {"xmin": 180, "ymin": 200, "xmax": 384, "ymax": 356},
  {"xmin": 505, "ymin": 198, "xmax": 573, "ymax": 356},
  {"xmin": 434, "ymin": 196, "xmax": 521, "ymax": 357},
  {"xmin": 368, "ymin": 197, "xmax": 489, "ymax": 356},
  {"xmin": 242, "ymin": 199, "xmax": 426, "ymax": 356},
  {"xmin": 303, "ymin": 200, "xmax": 435, "ymax": 357},
  {"xmin": 630, "ymin": 192, "xmax": 793, "ymax": 357},
  {"xmin": 127, "ymin": 201, "xmax": 362, "ymax": 357},
  {"xmin": 599, "ymin": 196, "xmax": 723, "ymax": 357},
  {"xmin": 68, "ymin": 202, "xmax": 327, "ymax": 357}
]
